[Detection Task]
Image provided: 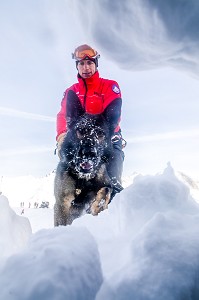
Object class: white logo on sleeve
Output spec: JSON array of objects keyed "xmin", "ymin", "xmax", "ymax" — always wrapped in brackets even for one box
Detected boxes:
[{"xmin": 112, "ymin": 84, "xmax": 120, "ymax": 94}]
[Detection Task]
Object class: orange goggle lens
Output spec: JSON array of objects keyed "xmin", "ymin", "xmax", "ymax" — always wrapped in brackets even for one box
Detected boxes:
[{"xmin": 72, "ymin": 49, "xmax": 99, "ymax": 61}]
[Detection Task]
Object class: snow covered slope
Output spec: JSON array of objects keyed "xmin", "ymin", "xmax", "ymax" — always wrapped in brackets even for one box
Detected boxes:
[
  {"xmin": 1, "ymin": 166, "xmax": 198, "ymax": 209},
  {"xmin": 0, "ymin": 171, "xmax": 56, "ymax": 208}
]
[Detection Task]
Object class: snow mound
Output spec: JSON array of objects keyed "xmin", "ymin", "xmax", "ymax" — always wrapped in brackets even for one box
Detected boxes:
[
  {"xmin": 115, "ymin": 163, "xmax": 199, "ymax": 233},
  {"xmin": 0, "ymin": 194, "xmax": 32, "ymax": 258},
  {"xmin": 0, "ymin": 226, "xmax": 102, "ymax": 300},
  {"xmin": 74, "ymin": 164, "xmax": 199, "ymax": 300}
]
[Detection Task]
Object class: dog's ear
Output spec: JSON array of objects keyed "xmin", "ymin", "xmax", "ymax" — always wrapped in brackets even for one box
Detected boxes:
[
  {"xmin": 103, "ymin": 98, "xmax": 122, "ymax": 133},
  {"xmin": 66, "ymin": 90, "xmax": 85, "ymax": 129}
]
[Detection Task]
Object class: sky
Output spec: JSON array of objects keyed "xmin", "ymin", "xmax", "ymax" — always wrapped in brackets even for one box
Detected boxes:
[
  {"xmin": 0, "ymin": 0, "xmax": 199, "ymax": 178},
  {"xmin": 1, "ymin": 164, "xmax": 199, "ymax": 299}
]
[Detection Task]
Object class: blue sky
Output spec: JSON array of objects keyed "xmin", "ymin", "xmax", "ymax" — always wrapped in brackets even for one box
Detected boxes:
[{"xmin": 0, "ymin": 0, "xmax": 199, "ymax": 178}]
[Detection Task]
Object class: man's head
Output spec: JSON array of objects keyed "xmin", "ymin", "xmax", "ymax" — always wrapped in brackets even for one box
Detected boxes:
[{"xmin": 72, "ymin": 44, "xmax": 100, "ymax": 78}]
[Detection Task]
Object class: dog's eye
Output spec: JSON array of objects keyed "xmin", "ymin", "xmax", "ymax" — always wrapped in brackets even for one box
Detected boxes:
[{"xmin": 96, "ymin": 129, "xmax": 105, "ymax": 140}]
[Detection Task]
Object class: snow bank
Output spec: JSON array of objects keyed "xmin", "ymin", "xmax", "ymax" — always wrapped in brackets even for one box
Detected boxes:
[
  {"xmin": 1, "ymin": 164, "xmax": 199, "ymax": 300},
  {"xmin": 0, "ymin": 194, "xmax": 32, "ymax": 258},
  {"xmin": 74, "ymin": 164, "xmax": 199, "ymax": 299},
  {"xmin": 0, "ymin": 226, "xmax": 103, "ymax": 300}
]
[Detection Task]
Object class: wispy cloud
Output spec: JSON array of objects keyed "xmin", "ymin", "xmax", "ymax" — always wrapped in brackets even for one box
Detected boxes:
[
  {"xmin": 127, "ymin": 128, "xmax": 199, "ymax": 143},
  {"xmin": 0, "ymin": 146, "xmax": 54, "ymax": 157},
  {"xmin": 0, "ymin": 107, "xmax": 56, "ymax": 122}
]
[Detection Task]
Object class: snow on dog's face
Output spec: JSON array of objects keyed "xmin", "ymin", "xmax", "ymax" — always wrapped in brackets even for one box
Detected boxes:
[{"xmin": 73, "ymin": 115, "xmax": 108, "ymax": 179}]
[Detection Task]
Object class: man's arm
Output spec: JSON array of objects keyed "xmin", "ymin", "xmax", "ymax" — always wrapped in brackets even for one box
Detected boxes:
[
  {"xmin": 103, "ymin": 80, "xmax": 122, "ymax": 132},
  {"xmin": 56, "ymin": 92, "xmax": 68, "ymax": 141}
]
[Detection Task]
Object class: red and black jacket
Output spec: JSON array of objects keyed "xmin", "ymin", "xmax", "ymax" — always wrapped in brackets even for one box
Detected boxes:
[{"xmin": 56, "ymin": 71, "xmax": 122, "ymax": 140}]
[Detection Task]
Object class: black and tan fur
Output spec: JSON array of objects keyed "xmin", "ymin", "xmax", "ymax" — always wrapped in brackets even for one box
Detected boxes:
[{"xmin": 54, "ymin": 91, "xmax": 121, "ymax": 226}]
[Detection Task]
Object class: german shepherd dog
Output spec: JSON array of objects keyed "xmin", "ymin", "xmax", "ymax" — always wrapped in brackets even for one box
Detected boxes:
[{"xmin": 54, "ymin": 90, "xmax": 121, "ymax": 226}]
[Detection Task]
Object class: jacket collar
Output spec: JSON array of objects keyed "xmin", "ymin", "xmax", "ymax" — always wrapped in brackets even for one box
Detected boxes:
[{"xmin": 77, "ymin": 71, "xmax": 100, "ymax": 88}]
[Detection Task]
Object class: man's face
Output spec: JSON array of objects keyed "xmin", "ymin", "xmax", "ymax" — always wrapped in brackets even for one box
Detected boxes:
[{"xmin": 77, "ymin": 59, "xmax": 96, "ymax": 78}]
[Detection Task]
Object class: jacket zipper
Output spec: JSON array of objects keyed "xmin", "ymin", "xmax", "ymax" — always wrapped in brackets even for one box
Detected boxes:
[{"xmin": 82, "ymin": 78, "xmax": 88, "ymax": 110}]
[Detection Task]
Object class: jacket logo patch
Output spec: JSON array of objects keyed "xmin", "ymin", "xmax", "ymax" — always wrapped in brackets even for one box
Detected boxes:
[{"xmin": 112, "ymin": 84, "xmax": 120, "ymax": 94}]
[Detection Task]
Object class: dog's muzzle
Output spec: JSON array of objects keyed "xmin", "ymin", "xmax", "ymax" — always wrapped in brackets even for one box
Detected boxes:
[{"xmin": 74, "ymin": 142, "xmax": 101, "ymax": 177}]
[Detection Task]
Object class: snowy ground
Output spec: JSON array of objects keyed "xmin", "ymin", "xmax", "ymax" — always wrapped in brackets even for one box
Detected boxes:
[{"xmin": 1, "ymin": 164, "xmax": 199, "ymax": 299}]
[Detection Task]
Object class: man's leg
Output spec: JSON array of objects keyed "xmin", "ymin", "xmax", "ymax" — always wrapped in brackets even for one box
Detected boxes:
[{"xmin": 107, "ymin": 135, "xmax": 125, "ymax": 200}]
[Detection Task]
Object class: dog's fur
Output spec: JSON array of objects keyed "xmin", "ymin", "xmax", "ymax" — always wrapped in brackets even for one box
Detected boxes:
[{"xmin": 54, "ymin": 91, "xmax": 121, "ymax": 226}]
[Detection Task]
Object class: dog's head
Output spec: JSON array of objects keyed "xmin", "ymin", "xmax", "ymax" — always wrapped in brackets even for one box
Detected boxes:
[
  {"xmin": 73, "ymin": 113, "xmax": 110, "ymax": 178},
  {"xmin": 60, "ymin": 90, "xmax": 121, "ymax": 180}
]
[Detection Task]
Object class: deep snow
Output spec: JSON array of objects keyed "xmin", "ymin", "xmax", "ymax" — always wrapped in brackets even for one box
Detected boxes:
[{"xmin": 0, "ymin": 164, "xmax": 199, "ymax": 300}]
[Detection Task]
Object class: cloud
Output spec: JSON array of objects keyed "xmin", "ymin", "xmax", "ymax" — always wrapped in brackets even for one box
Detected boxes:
[
  {"xmin": 127, "ymin": 128, "xmax": 199, "ymax": 143},
  {"xmin": 0, "ymin": 107, "xmax": 55, "ymax": 122},
  {"xmin": 73, "ymin": 0, "xmax": 199, "ymax": 77},
  {"xmin": 0, "ymin": 146, "xmax": 54, "ymax": 157}
]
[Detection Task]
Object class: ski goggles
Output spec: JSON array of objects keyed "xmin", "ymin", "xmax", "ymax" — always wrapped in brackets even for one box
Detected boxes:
[{"xmin": 72, "ymin": 49, "xmax": 100, "ymax": 61}]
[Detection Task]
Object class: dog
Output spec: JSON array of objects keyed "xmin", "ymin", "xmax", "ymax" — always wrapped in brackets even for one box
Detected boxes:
[{"xmin": 54, "ymin": 91, "xmax": 121, "ymax": 226}]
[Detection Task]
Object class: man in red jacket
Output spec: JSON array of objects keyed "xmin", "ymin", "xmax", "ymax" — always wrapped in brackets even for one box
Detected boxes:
[{"xmin": 56, "ymin": 44, "xmax": 125, "ymax": 195}]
